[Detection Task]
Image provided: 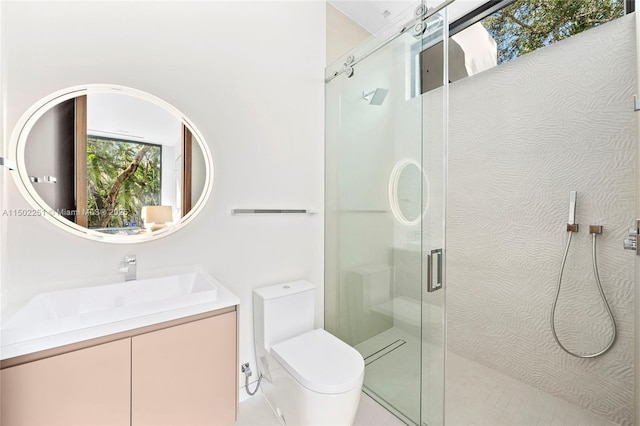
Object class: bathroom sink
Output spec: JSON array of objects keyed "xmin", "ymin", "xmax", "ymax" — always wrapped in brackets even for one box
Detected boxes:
[{"xmin": 1, "ymin": 272, "xmax": 221, "ymax": 351}]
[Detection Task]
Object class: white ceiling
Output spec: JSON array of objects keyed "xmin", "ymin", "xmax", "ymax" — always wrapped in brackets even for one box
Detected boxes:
[
  {"xmin": 327, "ymin": 0, "xmax": 416, "ymax": 34},
  {"xmin": 328, "ymin": 0, "xmax": 491, "ymax": 34}
]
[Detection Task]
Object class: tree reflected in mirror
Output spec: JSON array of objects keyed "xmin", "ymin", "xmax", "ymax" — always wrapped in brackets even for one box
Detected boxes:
[{"xmin": 86, "ymin": 137, "xmax": 161, "ymax": 229}]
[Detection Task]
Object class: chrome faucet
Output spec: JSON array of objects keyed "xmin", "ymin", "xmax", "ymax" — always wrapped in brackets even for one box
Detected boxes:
[{"xmin": 120, "ymin": 255, "xmax": 137, "ymax": 281}]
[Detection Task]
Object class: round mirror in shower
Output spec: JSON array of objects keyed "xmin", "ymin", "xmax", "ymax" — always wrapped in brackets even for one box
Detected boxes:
[
  {"xmin": 8, "ymin": 84, "xmax": 214, "ymax": 243},
  {"xmin": 388, "ymin": 158, "xmax": 429, "ymax": 226}
]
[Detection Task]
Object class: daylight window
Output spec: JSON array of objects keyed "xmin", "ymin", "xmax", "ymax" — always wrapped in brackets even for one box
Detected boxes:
[{"xmin": 420, "ymin": 0, "xmax": 626, "ymax": 93}]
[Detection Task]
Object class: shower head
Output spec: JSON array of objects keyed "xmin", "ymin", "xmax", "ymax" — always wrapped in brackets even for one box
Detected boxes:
[{"xmin": 363, "ymin": 88, "xmax": 389, "ymax": 106}]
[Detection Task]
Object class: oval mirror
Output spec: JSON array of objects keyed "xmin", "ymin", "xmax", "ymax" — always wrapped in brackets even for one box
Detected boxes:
[
  {"xmin": 9, "ymin": 85, "xmax": 213, "ymax": 243},
  {"xmin": 388, "ymin": 159, "xmax": 429, "ymax": 226}
]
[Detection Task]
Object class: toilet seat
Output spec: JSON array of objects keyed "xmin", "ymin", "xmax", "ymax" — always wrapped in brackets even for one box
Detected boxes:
[{"xmin": 270, "ymin": 328, "xmax": 364, "ymax": 395}]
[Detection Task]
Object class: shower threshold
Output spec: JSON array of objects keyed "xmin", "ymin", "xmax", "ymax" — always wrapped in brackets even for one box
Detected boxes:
[
  {"xmin": 356, "ymin": 327, "xmax": 441, "ymax": 426},
  {"xmin": 364, "ymin": 339, "xmax": 407, "ymax": 366}
]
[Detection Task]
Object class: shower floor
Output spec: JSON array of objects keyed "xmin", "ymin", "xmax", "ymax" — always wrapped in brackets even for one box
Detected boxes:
[
  {"xmin": 445, "ymin": 351, "xmax": 619, "ymax": 426},
  {"xmin": 355, "ymin": 328, "xmax": 618, "ymax": 426}
]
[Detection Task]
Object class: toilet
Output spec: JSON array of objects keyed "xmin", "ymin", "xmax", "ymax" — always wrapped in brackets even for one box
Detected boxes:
[{"xmin": 253, "ymin": 280, "xmax": 365, "ymax": 425}]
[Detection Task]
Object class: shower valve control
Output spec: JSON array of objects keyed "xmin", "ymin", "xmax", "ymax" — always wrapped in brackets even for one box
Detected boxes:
[
  {"xmin": 623, "ymin": 236, "xmax": 636, "ymax": 251},
  {"xmin": 623, "ymin": 220, "xmax": 640, "ymax": 254}
]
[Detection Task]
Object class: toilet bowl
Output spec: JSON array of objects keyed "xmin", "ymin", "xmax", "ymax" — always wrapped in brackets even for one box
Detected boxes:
[{"xmin": 253, "ymin": 281, "xmax": 364, "ymax": 425}]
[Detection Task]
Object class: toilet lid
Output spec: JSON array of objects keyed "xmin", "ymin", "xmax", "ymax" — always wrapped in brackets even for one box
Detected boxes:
[{"xmin": 270, "ymin": 329, "xmax": 364, "ymax": 395}]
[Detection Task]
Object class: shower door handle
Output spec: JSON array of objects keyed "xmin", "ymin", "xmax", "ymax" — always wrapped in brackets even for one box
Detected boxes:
[{"xmin": 426, "ymin": 248, "xmax": 443, "ymax": 292}]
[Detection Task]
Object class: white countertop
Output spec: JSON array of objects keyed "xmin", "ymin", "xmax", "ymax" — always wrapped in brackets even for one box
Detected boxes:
[{"xmin": 1, "ymin": 276, "xmax": 240, "ymax": 361}]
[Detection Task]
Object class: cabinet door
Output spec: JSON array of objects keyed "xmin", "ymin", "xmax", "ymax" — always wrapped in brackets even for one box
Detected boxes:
[
  {"xmin": 0, "ymin": 339, "xmax": 131, "ymax": 426},
  {"xmin": 132, "ymin": 311, "xmax": 237, "ymax": 426}
]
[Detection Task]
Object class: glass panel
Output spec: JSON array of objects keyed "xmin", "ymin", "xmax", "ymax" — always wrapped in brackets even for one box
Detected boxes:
[
  {"xmin": 325, "ymin": 6, "xmax": 447, "ymax": 425},
  {"xmin": 420, "ymin": 9, "xmax": 448, "ymax": 426},
  {"xmin": 326, "ymin": 3, "xmax": 636, "ymax": 425}
]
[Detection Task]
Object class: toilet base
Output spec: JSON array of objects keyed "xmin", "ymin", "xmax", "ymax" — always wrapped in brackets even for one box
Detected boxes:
[{"xmin": 261, "ymin": 364, "xmax": 363, "ymax": 426}]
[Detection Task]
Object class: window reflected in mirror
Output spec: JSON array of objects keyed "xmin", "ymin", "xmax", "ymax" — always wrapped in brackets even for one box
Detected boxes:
[{"xmin": 23, "ymin": 90, "xmax": 207, "ymax": 237}]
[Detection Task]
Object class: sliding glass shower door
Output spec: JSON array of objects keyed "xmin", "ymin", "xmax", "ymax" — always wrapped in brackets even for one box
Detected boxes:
[{"xmin": 325, "ymin": 6, "xmax": 448, "ymax": 425}]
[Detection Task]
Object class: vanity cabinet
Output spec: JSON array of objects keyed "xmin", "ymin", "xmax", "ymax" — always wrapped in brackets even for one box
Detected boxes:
[
  {"xmin": 0, "ymin": 339, "xmax": 131, "ymax": 426},
  {"xmin": 1, "ymin": 308, "xmax": 238, "ymax": 426},
  {"xmin": 132, "ymin": 311, "xmax": 237, "ymax": 426}
]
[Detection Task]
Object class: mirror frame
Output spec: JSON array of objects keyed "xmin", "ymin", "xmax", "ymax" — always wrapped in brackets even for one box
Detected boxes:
[
  {"xmin": 8, "ymin": 84, "xmax": 214, "ymax": 244},
  {"xmin": 388, "ymin": 158, "xmax": 429, "ymax": 226}
]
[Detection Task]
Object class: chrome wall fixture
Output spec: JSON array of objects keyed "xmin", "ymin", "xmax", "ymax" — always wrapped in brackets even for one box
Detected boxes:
[
  {"xmin": 29, "ymin": 176, "xmax": 57, "ymax": 184},
  {"xmin": 550, "ymin": 191, "xmax": 617, "ymax": 358},
  {"xmin": 119, "ymin": 255, "xmax": 137, "ymax": 281},
  {"xmin": 0, "ymin": 158, "xmax": 17, "ymax": 170},
  {"xmin": 623, "ymin": 220, "xmax": 639, "ymax": 253},
  {"xmin": 634, "ymin": 95, "xmax": 640, "ymax": 111},
  {"xmin": 230, "ymin": 209, "xmax": 316, "ymax": 215}
]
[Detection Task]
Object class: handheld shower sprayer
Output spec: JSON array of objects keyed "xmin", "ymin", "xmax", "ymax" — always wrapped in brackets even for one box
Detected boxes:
[
  {"xmin": 566, "ymin": 191, "xmax": 578, "ymax": 233},
  {"xmin": 551, "ymin": 190, "xmax": 616, "ymax": 358},
  {"xmin": 568, "ymin": 190, "xmax": 577, "ymax": 225}
]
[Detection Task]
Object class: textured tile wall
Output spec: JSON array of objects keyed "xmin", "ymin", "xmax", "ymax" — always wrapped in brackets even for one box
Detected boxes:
[{"xmin": 446, "ymin": 14, "xmax": 637, "ymax": 426}]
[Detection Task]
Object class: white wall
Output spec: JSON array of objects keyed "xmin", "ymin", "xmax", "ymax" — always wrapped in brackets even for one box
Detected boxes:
[
  {"xmin": 0, "ymin": 1, "xmax": 5, "ymax": 320},
  {"xmin": 0, "ymin": 0, "xmax": 326, "ymax": 392},
  {"xmin": 447, "ymin": 15, "xmax": 636, "ymax": 425}
]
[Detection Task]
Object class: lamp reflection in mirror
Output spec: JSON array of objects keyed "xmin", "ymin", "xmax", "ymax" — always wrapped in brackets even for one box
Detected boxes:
[{"xmin": 142, "ymin": 205, "xmax": 173, "ymax": 232}]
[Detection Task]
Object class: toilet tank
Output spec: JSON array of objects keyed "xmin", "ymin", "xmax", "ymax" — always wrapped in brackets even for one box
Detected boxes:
[{"xmin": 253, "ymin": 280, "xmax": 315, "ymax": 354}]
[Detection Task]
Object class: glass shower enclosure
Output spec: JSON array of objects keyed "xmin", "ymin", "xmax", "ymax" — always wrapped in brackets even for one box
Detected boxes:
[
  {"xmin": 325, "ymin": 4, "xmax": 448, "ymax": 425},
  {"xmin": 327, "ymin": 0, "xmax": 639, "ymax": 425}
]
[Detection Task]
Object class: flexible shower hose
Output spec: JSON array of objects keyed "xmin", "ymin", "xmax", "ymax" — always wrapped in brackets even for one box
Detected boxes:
[
  {"xmin": 244, "ymin": 372, "xmax": 263, "ymax": 396},
  {"xmin": 551, "ymin": 231, "xmax": 616, "ymax": 358}
]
